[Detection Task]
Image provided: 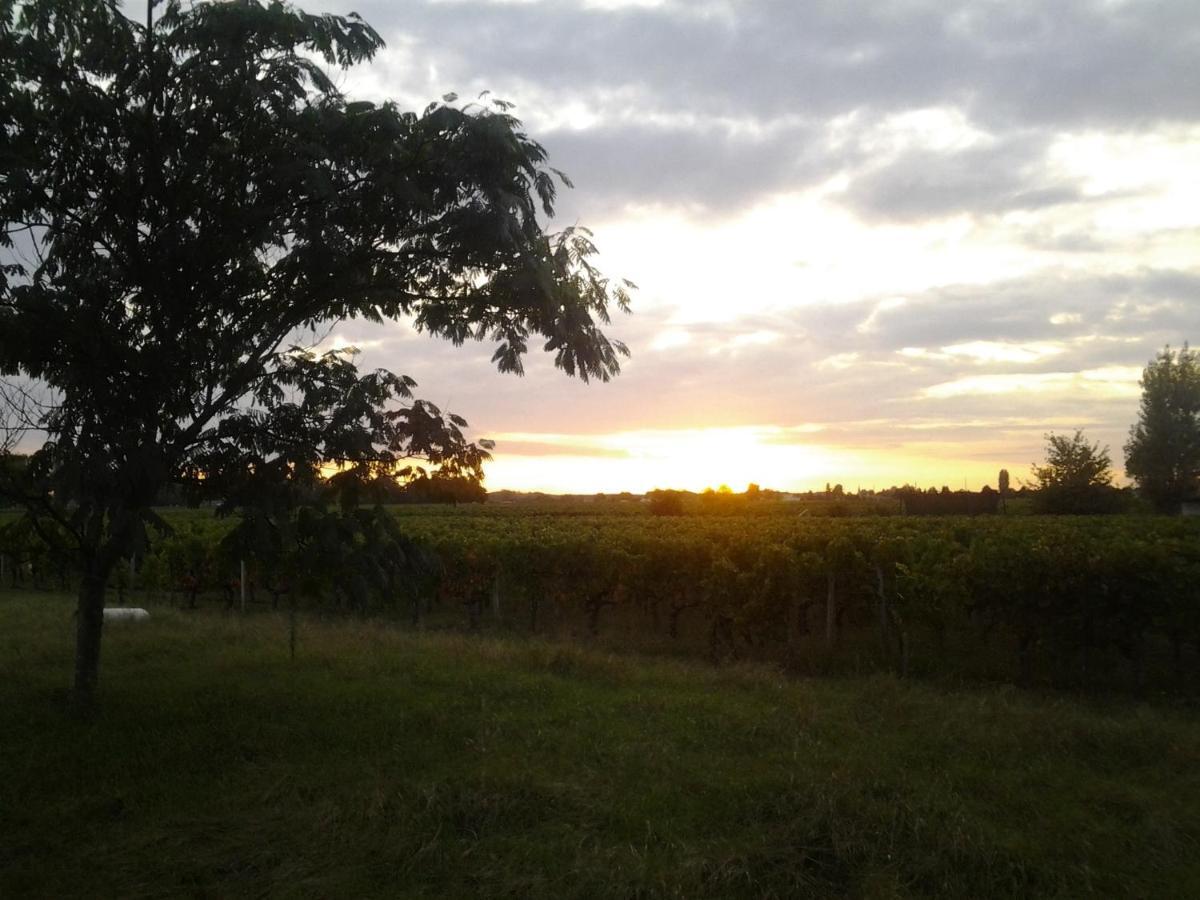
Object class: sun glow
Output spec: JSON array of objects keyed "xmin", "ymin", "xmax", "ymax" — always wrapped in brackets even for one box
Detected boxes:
[{"xmin": 482, "ymin": 425, "xmax": 1016, "ymax": 494}]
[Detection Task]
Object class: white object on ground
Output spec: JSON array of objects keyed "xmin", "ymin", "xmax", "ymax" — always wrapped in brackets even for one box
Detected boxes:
[{"xmin": 103, "ymin": 607, "xmax": 150, "ymax": 622}]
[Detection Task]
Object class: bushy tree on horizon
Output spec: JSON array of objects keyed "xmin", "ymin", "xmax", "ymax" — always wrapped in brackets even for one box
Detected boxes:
[
  {"xmin": 647, "ymin": 489, "xmax": 686, "ymax": 516},
  {"xmin": 1124, "ymin": 344, "xmax": 1200, "ymax": 512},
  {"xmin": 0, "ymin": 0, "xmax": 630, "ymax": 707},
  {"xmin": 1031, "ymin": 431, "xmax": 1122, "ymax": 514}
]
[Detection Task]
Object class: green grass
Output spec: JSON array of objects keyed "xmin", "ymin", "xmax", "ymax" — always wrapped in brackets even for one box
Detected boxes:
[{"xmin": 2, "ymin": 593, "xmax": 1198, "ymax": 898}]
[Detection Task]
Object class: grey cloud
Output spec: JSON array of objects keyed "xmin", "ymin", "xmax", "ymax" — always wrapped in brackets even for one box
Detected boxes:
[
  {"xmin": 536, "ymin": 120, "xmax": 829, "ymax": 215},
  {"xmin": 1019, "ymin": 228, "xmax": 1113, "ymax": 254},
  {"xmin": 355, "ymin": 0, "xmax": 1200, "ymax": 127},
  {"xmin": 839, "ymin": 133, "xmax": 1085, "ymax": 222},
  {"xmin": 840, "ymin": 270, "xmax": 1200, "ymax": 351},
  {"xmin": 310, "ymin": 0, "xmax": 1200, "ymax": 216}
]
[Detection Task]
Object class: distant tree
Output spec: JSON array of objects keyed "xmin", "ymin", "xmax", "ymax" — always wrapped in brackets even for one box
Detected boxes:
[
  {"xmin": 830, "ymin": 484, "xmax": 845, "ymax": 498},
  {"xmin": 1124, "ymin": 344, "xmax": 1200, "ymax": 512},
  {"xmin": 0, "ymin": 0, "xmax": 630, "ymax": 707},
  {"xmin": 399, "ymin": 473, "xmax": 487, "ymax": 505},
  {"xmin": 1031, "ymin": 431, "xmax": 1122, "ymax": 514},
  {"xmin": 998, "ymin": 468, "xmax": 1010, "ymax": 512},
  {"xmin": 647, "ymin": 489, "xmax": 685, "ymax": 516}
]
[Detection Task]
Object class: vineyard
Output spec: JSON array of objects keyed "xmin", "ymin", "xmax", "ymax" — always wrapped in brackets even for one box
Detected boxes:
[{"xmin": 3, "ymin": 506, "xmax": 1199, "ymax": 694}]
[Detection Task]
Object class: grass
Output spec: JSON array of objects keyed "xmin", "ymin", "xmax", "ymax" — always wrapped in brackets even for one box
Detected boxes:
[{"xmin": 2, "ymin": 593, "xmax": 1199, "ymax": 898}]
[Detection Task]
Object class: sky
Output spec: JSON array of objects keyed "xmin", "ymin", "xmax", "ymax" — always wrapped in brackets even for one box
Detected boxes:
[{"xmin": 180, "ymin": 1, "xmax": 1200, "ymax": 492}]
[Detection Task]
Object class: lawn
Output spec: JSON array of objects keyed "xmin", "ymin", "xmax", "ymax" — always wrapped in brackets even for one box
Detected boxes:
[{"xmin": 2, "ymin": 592, "xmax": 1198, "ymax": 898}]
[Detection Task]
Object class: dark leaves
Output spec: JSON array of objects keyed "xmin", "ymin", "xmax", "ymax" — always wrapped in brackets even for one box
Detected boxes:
[
  {"xmin": 189, "ymin": 348, "xmax": 491, "ymax": 515},
  {"xmin": 0, "ymin": 0, "xmax": 624, "ymax": 558}
]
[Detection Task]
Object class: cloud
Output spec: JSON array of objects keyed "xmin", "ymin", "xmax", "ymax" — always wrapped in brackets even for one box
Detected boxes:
[
  {"xmin": 313, "ymin": 0, "xmax": 1200, "ymax": 218},
  {"xmin": 838, "ymin": 133, "xmax": 1087, "ymax": 222},
  {"xmin": 920, "ymin": 367, "xmax": 1142, "ymax": 400},
  {"xmin": 489, "ymin": 439, "xmax": 632, "ymax": 458},
  {"xmin": 358, "ymin": 0, "xmax": 1200, "ymax": 126},
  {"xmin": 841, "ymin": 269, "xmax": 1200, "ymax": 352},
  {"xmin": 533, "ymin": 118, "xmax": 828, "ymax": 215},
  {"xmin": 40, "ymin": 0, "xmax": 1200, "ymax": 491},
  {"xmin": 899, "ymin": 341, "xmax": 1066, "ymax": 365}
]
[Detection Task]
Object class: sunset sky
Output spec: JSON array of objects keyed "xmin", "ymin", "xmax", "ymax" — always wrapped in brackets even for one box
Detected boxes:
[{"xmin": 314, "ymin": 0, "xmax": 1199, "ymax": 493}]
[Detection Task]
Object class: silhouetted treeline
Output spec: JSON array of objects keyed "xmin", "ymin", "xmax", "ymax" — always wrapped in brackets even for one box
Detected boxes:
[
  {"xmin": 394, "ymin": 475, "xmax": 487, "ymax": 505},
  {"xmin": 886, "ymin": 487, "xmax": 1000, "ymax": 516},
  {"xmin": 144, "ymin": 473, "xmax": 486, "ymax": 507}
]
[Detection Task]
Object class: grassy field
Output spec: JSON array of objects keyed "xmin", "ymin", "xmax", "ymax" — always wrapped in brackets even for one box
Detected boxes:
[{"xmin": 2, "ymin": 593, "xmax": 1199, "ymax": 898}]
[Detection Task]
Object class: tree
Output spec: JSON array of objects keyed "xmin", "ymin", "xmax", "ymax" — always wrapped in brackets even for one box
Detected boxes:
[
  {"xmin": 1030, "ymin": 431, "xmax": 1121, "ymax": 514},
  {"xmin": 1124, "ymin": 344, "xmax": 1200, "ymax": 512},
  {"xmin": 0, "ymin": 0, "xmax": 630, "ymax": 707},
  {"xmin": 647, "ymin": 489, "xmax": 685, "ymax": 516},
  {"xmin": 997, "ymin": 468, "xmax": 1010, "ymax": 512},
  {"xmin": 402, "ymin": 474, "xmax": 488, "ymax": 505}
]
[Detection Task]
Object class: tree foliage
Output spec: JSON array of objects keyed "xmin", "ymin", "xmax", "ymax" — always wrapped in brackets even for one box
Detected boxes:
[
  {"xmin": 0, "ymin": 0, "xmax": 630, "ymax": 704},
  {"xmin": 1030, "ymin": 431, "xmax": 1122, "ymax": 514},
  {"xmin": 647, "ymin": 489, "xmax": 685, "ymax": 516},
  {"xmin": 1124, "ymin": 344, "xmax": 1200, "ymax": 512}
]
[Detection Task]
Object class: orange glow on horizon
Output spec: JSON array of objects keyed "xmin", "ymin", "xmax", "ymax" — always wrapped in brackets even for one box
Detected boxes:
[{"xmin": 480, "ymin": 426, "xmax": 1026, "ymax": 494}]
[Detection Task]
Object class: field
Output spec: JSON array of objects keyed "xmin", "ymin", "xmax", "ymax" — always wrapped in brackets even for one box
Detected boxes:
[
  {"xmin": 3, "ymin": 592, "xmax": 1199, "ymax": 898},
  {"xmin": 5, "ymin": 504, "xmax": 1200, "ymax": 695}
]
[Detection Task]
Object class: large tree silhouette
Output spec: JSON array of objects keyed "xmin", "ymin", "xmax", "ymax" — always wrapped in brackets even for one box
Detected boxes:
[
  {"xmin": 1031, "ymin": 431, "xmax": 1119, "ymax": 514},
  {"xmin": 0, "ymin": 0, "xmax": 630, "ymax": 706},
  {"xmin": 1124, "ymin": 344, "xmax": 1200, "ymax": 512}
]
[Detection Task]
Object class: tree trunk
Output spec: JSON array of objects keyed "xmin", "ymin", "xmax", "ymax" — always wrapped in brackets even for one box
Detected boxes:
[{"xmin": 73, "ymin": 570, "xmax": 107, "ymax": 710}]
